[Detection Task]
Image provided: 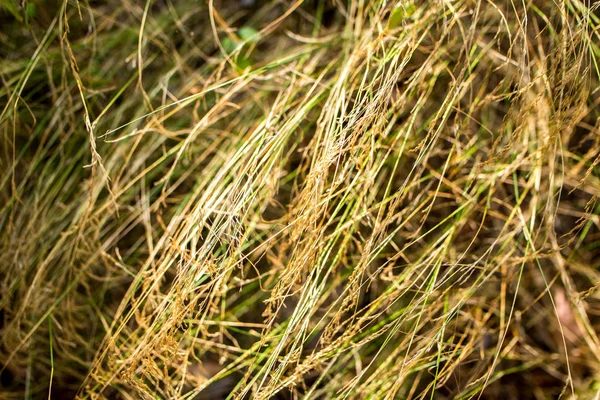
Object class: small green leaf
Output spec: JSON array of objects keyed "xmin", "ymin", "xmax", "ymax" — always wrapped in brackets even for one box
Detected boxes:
[
  {"xmin": 238, "ymin": 26, "xmax": 259, "ymax": 42},
  {"xmin": 25, "ymin": 2, "xmax": 35, "ymax": 25},
  {"xmin": 388, "ymin": 4, "xmax": 416, "ymax": 29},
  {"xmin": 220, "ymin": 26, "xmax": 258, "ymax": 72},
  {"xmin": 221, "ymin": 26, "xmax": 259, "ymax": 54},
  {"xmin": 222, "ymin": 36, "xmax": 237, "ymax": 53},
  {"xmin": 235, "ymin": 56, "xmax": 252, "ymax": 71}
]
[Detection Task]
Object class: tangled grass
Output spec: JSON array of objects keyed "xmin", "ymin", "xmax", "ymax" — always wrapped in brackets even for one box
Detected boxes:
[{"xmin": 1, "ymin": 0, "xmax": 600, "ymax": 398}]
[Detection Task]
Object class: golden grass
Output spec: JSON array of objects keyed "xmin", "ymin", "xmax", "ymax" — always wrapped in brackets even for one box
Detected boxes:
[{"xmin": 1, "ymin": 0, "xmax": 600, "ymax": 398}]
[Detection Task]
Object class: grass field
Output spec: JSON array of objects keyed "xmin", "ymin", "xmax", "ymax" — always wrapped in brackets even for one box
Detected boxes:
[{"xmin": 1, "ymin": 0, "xmax": 600, "ymax": 398}]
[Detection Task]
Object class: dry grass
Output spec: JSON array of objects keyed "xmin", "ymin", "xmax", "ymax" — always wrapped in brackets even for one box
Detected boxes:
[{"xmin": 1, "ymin": 0, "xmax": 600, "ymax": 398}]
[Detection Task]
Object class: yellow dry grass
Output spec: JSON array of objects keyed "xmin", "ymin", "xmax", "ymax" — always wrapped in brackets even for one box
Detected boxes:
[{"xmin": 1, "ymin": 0, "xmax": 600, "ymax": 398}]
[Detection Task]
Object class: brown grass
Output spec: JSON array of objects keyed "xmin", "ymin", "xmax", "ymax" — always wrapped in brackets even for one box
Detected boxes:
[{"xmin": 1, "ymin": 0, "xmax": 600, "ymax": 398}]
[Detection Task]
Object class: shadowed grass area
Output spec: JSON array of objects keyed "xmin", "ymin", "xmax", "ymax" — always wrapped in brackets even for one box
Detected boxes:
[{"xmin": 1, "ymin": 0, "xmax": 600, "ymax": 398}]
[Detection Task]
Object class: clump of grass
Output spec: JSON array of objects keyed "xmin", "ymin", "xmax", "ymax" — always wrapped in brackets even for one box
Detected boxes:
[{"xmin": 1, "ymin": 0, "xmax": 600, "ymax": 398}]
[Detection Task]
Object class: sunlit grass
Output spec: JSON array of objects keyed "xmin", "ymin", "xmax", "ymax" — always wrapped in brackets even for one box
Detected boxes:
[{"xmin": 1, "ymin": 0, "xmax": 600, "ymax": 398}]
